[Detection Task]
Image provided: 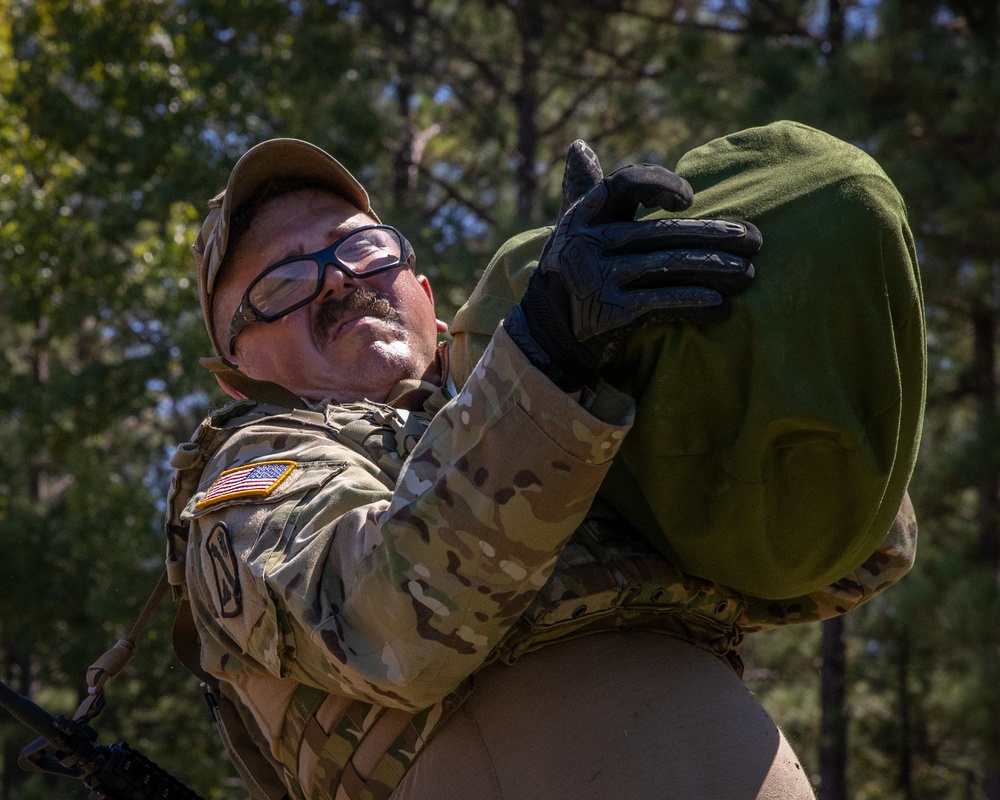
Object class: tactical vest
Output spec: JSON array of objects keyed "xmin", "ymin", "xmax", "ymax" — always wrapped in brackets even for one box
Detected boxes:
[{"xmin": 164, "ymin": 396, "xmax": 748, "ymax": 800}]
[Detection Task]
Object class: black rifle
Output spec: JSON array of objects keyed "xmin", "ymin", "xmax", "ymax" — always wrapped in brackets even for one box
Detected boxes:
[{"xmin": 0, "ymin": 678, "xmax": 204, "ymax": 799}]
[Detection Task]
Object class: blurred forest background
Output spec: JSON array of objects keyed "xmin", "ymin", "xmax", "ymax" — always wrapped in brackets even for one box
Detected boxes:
[{"xmin": 0, "ymin": 0, "xmax": 997, "ymax": 798}]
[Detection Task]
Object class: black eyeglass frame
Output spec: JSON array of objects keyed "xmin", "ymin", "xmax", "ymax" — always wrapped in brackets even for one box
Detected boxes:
[{"xmin": 225, "ymin": 224, "xmax": 415, "ymax": 356}]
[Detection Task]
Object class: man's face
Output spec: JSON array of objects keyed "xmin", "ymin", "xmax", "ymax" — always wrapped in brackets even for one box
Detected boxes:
[{"xmin": 215, "ymin": 188, "xmax": 447, "ymax": 403}]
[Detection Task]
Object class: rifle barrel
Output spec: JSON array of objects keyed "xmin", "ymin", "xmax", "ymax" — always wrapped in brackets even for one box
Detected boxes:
[{"xmin": 0, "ymin": 679, "xmax": 59, "ymax": 739}]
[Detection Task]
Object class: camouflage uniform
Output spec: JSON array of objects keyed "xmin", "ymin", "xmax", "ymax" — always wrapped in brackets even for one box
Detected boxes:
[
  {"xmin": 168, "ymin": 322, "xmax": 915, "ymax": 800},
  {"xmin": 172, "ymin": 328, "xmax": 630, "ymax": 798}
]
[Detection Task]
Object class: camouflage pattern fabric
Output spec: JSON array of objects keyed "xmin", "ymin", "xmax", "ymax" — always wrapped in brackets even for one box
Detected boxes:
[
  {"xmin": 182, "ymin": 328, "xmax": 633, "ymax": 709},
  {"xmin": 173, "ymin": 329, "xmax": 635, "ymax": 798},
  {"xmin": 277, "ymin": 680, "xmax": 470, "ymax": 800},
  {"xmin": 169, "ymin": 329, "xmax": 916, "ymax": 799},
  {"xmin": 492, "ymin": 491, "xmax": 916, "ymax": 675},
  {"xmin": 737, "ymin": 490, "xmax": 918, "ymax": 632}
]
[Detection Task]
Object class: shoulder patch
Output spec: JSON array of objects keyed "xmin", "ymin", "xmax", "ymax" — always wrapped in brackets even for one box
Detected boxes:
[
  {"xmin": 195, "ymin": 460, "xmax": 296, "ymax": 509},
  {"xmin": 206, "ymin": 522, "xmax": 242, "ymax": 618}
]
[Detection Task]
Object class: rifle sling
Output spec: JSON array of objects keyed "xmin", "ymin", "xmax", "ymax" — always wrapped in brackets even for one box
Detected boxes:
[{"xmin": 73, "ymin": 571, "xmax": 171, "ymax": 723}]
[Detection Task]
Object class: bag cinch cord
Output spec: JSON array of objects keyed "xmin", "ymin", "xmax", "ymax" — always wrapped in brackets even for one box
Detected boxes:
[{"xmin": 72, "ymin": 571, "xmax": 170, "ymax": 723}]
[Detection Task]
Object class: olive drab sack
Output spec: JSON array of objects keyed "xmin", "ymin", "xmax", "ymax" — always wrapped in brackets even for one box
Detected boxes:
[{"xmin": 449, "ymin": 121, "xmax": 926, "ymax": 600}]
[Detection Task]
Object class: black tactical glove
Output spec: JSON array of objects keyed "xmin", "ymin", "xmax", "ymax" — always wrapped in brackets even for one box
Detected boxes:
[{"xmin": 503, "ymin": 140, "xmax": 762, "ymax": 391}]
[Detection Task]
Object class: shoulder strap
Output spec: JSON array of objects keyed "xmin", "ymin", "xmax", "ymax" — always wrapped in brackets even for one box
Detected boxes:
[
  {"xmin": 163, "ymin": 406, "xmax": 298, "ymax": 799},
  {"xmin": 173, "ymin": 598, "xmax": 290, "ymax": 800},
  {"xmin": 160, "ymin": 396, "xmax": 451, "ymax": 800},
  {"xmin": 326, "ymin": 402, "xmax": 434, "ymax": 486},
  {"xmin": 199, "ymin": 356, "xmax": 308, "ymax": 410}
]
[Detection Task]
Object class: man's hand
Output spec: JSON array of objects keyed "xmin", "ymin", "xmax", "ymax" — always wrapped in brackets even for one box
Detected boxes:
[{"xmin": 503, "ymin": 140, "xmax": 761, "ymax": 391}]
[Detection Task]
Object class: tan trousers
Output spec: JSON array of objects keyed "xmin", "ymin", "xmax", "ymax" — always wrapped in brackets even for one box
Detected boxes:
[{"xmin": 393, "ymin": 632, "xmax": 815, "ymax": 800}]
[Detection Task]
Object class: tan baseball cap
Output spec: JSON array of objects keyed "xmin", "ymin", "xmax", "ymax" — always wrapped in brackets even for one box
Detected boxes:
[{"xmin": 192, "ymin": 138, "xmax": 379, "ymax": 355}]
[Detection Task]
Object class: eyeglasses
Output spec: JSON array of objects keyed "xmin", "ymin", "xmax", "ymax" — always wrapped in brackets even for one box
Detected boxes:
[{"xmin": 225, "ymin": 224, "xmax": 415, "ymax": 355}]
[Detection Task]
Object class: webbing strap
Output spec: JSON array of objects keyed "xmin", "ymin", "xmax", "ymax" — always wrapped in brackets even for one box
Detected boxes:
[
  {"xmin": 213, "ymin": 692, "xmax": 291, "ymax": 800},
  {"xmin": 73, "ymin": 570, "xmax": 171, "ymax": 722},
  {"xmin": 280, "ymin": 683, "xmax": 384, "ymax": 800},
  {"xmin": 357, "ymin": 684, "xmax": 472, "ymax": 800},
  {"xmin": 199, "ymin": 356, "xmax": 308, "ymax": 410},
  {"xmin": 278, "ymin": 684, "xmax": 329, "ymax": 800},
  {"xmin": 170, "ymin": 597, "xmax": 213, "ymax": 685},
  {"xmin": 321, "ymin": 411, "xmax": 405, "ymax": 488},
  {"xmin": 172, "ymin": 598, "xmax": 290, "ymax": 800},
  {"xmin": 279, "ymin": 680, "xmax": 472, "ymax": 800}
]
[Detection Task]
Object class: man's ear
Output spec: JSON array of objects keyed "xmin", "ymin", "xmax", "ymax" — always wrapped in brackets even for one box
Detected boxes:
[
  {"xmin": 215, "ymin": 374, "xmax": 247, "ymax": 400},
  {"xmin": 417, "ymin": 274, "xmax": 449, "ymax": 333}
]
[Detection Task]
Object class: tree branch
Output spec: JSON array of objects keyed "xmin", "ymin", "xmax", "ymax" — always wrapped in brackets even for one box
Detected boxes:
[{"xmin": 415, "ymin": 163, "xmax": 497, "ymax": 227}]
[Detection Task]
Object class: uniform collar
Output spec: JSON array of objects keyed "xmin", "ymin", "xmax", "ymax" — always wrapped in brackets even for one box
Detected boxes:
[{"xmin": 310, "ymin": 341, "xmax": 454, "ymax": 413}]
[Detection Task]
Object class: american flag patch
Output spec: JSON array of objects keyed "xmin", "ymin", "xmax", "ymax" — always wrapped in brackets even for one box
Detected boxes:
[{"xmin": 195, "ymin": 461, "xmax": 296, "ymax": 509}]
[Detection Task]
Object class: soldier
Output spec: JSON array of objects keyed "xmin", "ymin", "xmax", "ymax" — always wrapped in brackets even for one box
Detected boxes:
[{"xmin": 165, "ymin": 132, "xmax": 916, "ymax": 800}]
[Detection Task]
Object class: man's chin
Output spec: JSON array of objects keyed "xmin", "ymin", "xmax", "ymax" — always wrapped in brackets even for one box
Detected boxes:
[{"xmin": 311, "ymin": 348, "xmax": 426, "ymax": 401}]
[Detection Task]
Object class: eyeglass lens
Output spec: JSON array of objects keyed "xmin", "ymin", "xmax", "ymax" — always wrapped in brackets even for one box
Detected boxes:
[{"xmin": 248, "ymin": 227, "xmax": 404, "ymax": 319}]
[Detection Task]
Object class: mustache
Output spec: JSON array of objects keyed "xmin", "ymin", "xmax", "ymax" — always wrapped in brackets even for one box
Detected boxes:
[{"xmin": 313, "ymin": 287, "xmax": 400, "ymax": 341}]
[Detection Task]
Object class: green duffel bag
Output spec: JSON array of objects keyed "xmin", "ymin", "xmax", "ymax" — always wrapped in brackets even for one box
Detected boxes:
[{"xmin": 449, "ymin": 121, "xmax": 926, "ymax": 600}]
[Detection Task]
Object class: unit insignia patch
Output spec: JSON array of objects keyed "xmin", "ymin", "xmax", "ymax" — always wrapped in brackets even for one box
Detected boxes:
[{"xmin": 206, "ymin": 521, "xmax": 242, "ymax": 618}]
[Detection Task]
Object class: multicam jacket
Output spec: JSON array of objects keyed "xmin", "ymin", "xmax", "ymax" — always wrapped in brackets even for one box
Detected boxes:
[{"xmin": 166, "ymin": 328, "xmax": 916, "ymax": 800}]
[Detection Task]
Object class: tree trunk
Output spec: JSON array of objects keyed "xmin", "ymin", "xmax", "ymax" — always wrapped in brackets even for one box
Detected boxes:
[
  {"xmin": 987, "ymin": 768, "xmax": 1000, "ymax": 800},
  {"xmin": 385, "ymin": 4, "xmax": 419, "ymax": 209},
  {"xmin": 896, "ymin": 632, "xmax": 914, "ymax": 800},
  {"xmin": 826, "ymin": 0, "xmax": 845, "ymax": 56},
  {"xmin": 1, "ymin": 652, "xmax": 32, "ymax": 800},
  {"xmin": 512, "ymin": 4, "xmax": 542, "ymax": 223},
  {"xmin": 972, "ymin": 305, "xmax": 999, "ymax": 570},
  {"xmin": 820, "ymin": 616, "xmax": 848, "ymax": 800},
  {"xmin": 971, "ymin": 300, "xmax": 1000, "ymax": 800},
  {"xmin": 392, "ymin": 74, "xmax": 417, "ymax": 208}
]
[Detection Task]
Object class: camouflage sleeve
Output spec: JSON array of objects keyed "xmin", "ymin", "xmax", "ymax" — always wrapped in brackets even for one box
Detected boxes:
[
  {"xmin": 736, "ymin": 491, "xmax": 918, "ymax": 632},
  {"xmin": 185, "ymin": 327, "xmax": 634, "ymax": 711}
]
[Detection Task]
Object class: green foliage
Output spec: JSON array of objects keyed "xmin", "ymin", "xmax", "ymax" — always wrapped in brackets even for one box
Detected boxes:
[{"xmin": 0, "ymin": 0, "xmax": 997, "ymax": 797}]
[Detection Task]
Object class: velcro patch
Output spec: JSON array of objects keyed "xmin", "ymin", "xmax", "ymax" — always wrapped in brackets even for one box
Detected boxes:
[
  {"xmin": 207, "ymin": 522, "xmax": 242, "ymax": 618},
  {"xmin": 195, "ymin": 460, "xmax": 296, "ymax": 509}
]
